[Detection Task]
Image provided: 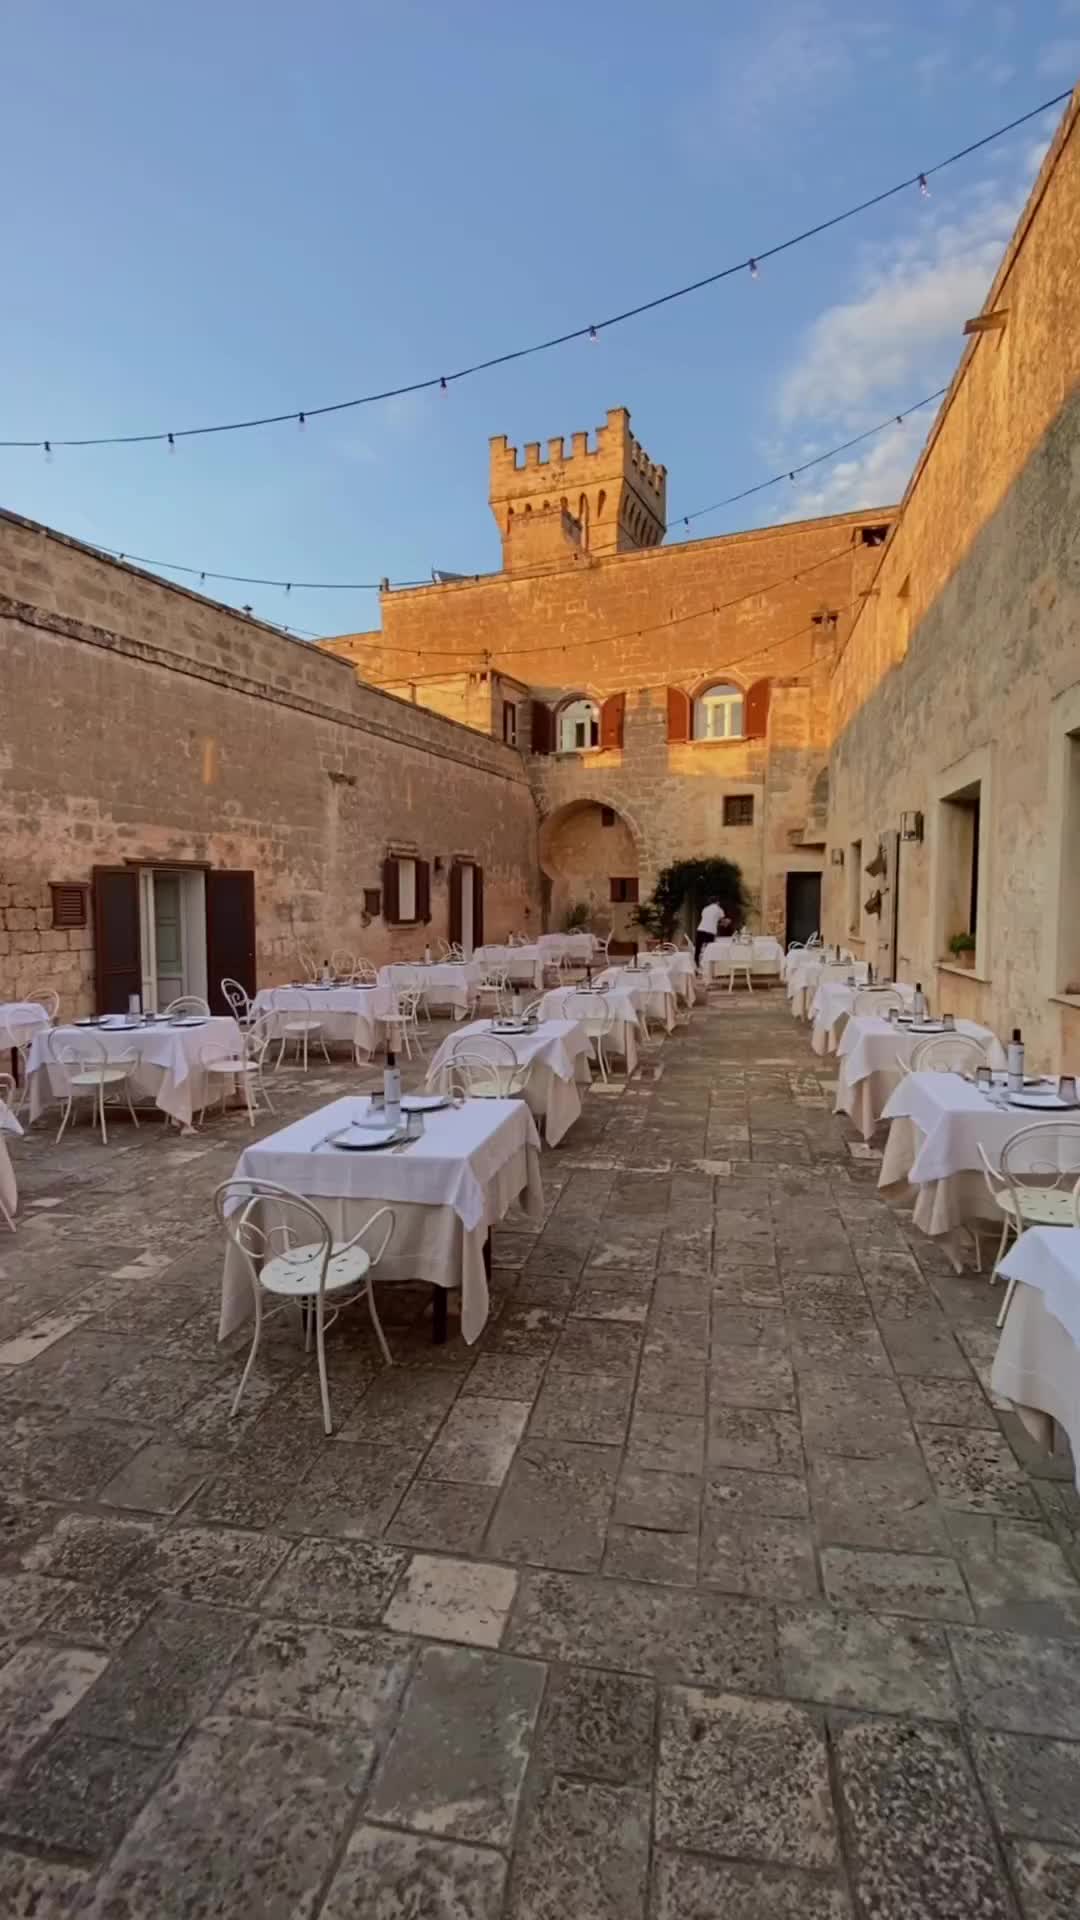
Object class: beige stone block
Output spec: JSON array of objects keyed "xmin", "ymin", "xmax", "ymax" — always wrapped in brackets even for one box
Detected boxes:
[
  {"xmin": 11, "ymin": 931, "xmax": 41, "ymax": 954},
  {"xmin": 4, "ymin": 908, "xmax": 35, "ymax": 931}
]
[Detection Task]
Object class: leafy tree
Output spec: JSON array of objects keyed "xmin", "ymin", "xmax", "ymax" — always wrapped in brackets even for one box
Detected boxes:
[{"xmin": 635, "ymin": 857, "xmax": 749, "ymax": 939}]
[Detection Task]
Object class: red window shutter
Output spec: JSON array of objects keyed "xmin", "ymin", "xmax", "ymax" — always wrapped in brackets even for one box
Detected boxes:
[
  {"xmin": 530, "ymin": 700, "xmax": 553, "ymax": 754},
  {"xmin": 472, "ymin": 866, "xmax": 485, "ymax": 948},
  {"xmin": 599, "ymin": 693, "xmax": 625, "ymax": 750},
  {"xmin": 416, "ymin": 859, "xmax": 431, "ymax": 925},
  {"xmin": 382, "ymin": 855, "xmax": 400, "ymax": 924},
  {"xmin": 744, "ymin": 678, "xmax": 772, "ymax": 739},
  {"xmin": 448, "ymin": 862, "xmax": 463, "ymax": 947},
  {"xmin": 91, "ymin": 867, "xmax": 140, "ymax": 1015},
  {"xmin": 667, "ymin": 686, "xmax": 690, "ymax": 743}
]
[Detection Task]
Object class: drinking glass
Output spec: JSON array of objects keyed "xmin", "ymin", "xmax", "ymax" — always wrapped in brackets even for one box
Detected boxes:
[
  {"xmin": 1059, "ymin": 1074, "xmax": 1077, "ymax": 1104},
  {"xmin": 975, "ymin": 1065, "xmax": 993, "ymax": 1091},
  {"xmin": 943, "ymin": 1012, "xmax": 955, "ymax": 1031}
]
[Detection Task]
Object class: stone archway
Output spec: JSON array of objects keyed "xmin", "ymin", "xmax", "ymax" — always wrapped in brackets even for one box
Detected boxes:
[{"xmin": 538, "ymin": 797, "xmax": 641, "ymax": 948}]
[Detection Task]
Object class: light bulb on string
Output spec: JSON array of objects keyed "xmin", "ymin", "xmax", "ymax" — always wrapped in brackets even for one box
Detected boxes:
[
  {"xmin": 748, "ymin": 258, "xmax": 760, "ymax": 280},
  {"xmin": 297, "ymin": 412, "xmax": 306, "ymax": 430},
  {"xmin": 43, "ymin": 441, "xmax": 52, "ymax": 462},
  {"xmin": 588, "ymin": 325, "xmax": 599, "ymax": 342},
  {"xmin": 168, "ymin": 433, "xmax": 176, "ymax": 453},
  {"xmin": 918, "ymin": 173, "xmax": 930, "ymax": 198},
  {"xmin": 440, "ymin": 377, "xmax": 448, "ymax": 392}
]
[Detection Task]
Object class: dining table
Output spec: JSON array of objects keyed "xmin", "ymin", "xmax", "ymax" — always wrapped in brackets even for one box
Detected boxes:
[
  {"xmin": 218, "ymin": 1092, "xmax": 543, "ymax": 1345},
  {"xmin": 595, "ymin": 964, "xmax": 677, "ymax": 1032},
  {"xmin": 810, "ymin": 979, "xmax": 918, "ymax": 1055},
  {"xmin": 0, "ymin": 1000, "xmax": 52, "ymax": 1053},
  {"xmin": 644, "ymin": 951, "xmax": 698, "ymax": 1003},
  {"xmin": 25, "ymin": 1015, "xmax": 244, "ymax": 1130},
  {"xmin": 878, "ymin": 1070, "xmax": 1080, "ymax": 1266},
  {"xmin": 835, "ymin": 1013, "xmax": 1005, "ymax": 1138},
  {"xmin": 992, "ymin": 1226, "xmax": 1080, "ymax": 1491},
  {"xmin": 377, "ymin": 960, "xmax": 482, "ymax": 1019},
  {"xmin": 786, "ymin": 956, "xmax": 868, "ymax": 1020},
  {"xmin": 539, "ymin": 985, "xmax": 641, "ymax": 1075},
  {"xmin": 0, "ymin": 1096, "xmax": 21, "ymax": 1223},
  {"xmin": 252, "ymin": 983, "xmax": 397, "ymax": 1056},
  {"xmin": 472, "ymin": 944, "xmax": 547, "ymax": 990},
  {"xmin": 701, "ymin": 935, "xmax": 785, "ymax": 982},
  {"xmin": 425, "ymin": 1016, "xmax": 591, "ymax": 1146},
  {"xmin": 536, "ymin": 932, "xmax": 597, "ymax": 963}
]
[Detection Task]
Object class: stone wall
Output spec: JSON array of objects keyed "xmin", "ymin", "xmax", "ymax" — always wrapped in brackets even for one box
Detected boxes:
[
  {"xmin": 826, "ymin": 88, "xmax": 1080, "ymax": 1065},
  {"xmin": 0, "ymin": 513, "xmax": 541, "ymax": 1014},
  {"xmin": 538, "ymin": 802, "xmax": 639, "ymax": 941}
]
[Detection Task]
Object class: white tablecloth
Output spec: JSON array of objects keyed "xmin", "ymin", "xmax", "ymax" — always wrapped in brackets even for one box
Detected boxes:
[
  {"xmin": 539, "ymin": 987, "xmax": 640, "ymax": 1075},
  {"xmin": 27, "ymin": 1017, "xmax": 244, "ymax": 1128},
  {"xmin": 878, "ymin": 1073, "xmax": 1080, "ymax": 1242},
  {"xmin": 0, "ymin": 1101, "xmax": 21, "ymax": 1218},
  {"xmin": 378, "ymin": 962, "xmax": 482, "ymax": 1017},
  {"xmin": 537, "ymin": 933, "xmax": 596, "ymax": 961},
  {"xmin": 252, "ymin": 985, "xmax": 397, "ymax": 1053},
  {"xmin": 786, "ymin": 956, "xmax": 866, "ymax": 1018},
  {"xmin": 473, "ymin": 946, "xmax": 546, "ymax": 990},
  {"xmin": 992, "ymin": 1228, "xmax": 1080, "ymax": 1489},
  {"xmin": 810, "ymin": 980, "xmax": 918, "ymax": 1055},
  {"xmin": 835, "ymin": 1015, "xmax": 1005, "ymax": 1137},
  {"xmin": 701, "ymin": 936, "xmax": 784, "ymax": 981},
  {"xmin": 219, "ymin": 1094, "xmax": 543, "ymax": 1344},
  {"xmin": 596, "ymin": 966, "xmax": 676, "ymax": 1032},
  {"xmin": 645, "ymin": 952, "xmax": 698, "ymax": 1003},
  {"xmin": 426, "ymin": 1018, "xmax": 591, "ymax": 1147},
  {"xmin": 0, "ymin": 1002, "xmax": 51, "ymax": 1050}
]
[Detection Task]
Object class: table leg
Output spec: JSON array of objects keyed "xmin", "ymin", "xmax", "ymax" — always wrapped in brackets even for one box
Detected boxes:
[{"xmin": 432, "ymin": 1287, "xmax": 448, "ymax": 1345}]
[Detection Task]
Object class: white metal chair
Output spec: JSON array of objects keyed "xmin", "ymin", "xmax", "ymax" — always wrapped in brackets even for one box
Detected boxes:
[
  {"xmin": 911, "ymin": 1033, "xmax": 990, "ymax": 1074},
  {"xmin": 221, "ymin": 978, "xmax": 255, "ymax": 1028},
  {"xmin": 726, "ymin": 947, "xmax": 753, "ymax": 994},
  {"xmin": 564, "ymin": 991, "xmax": 616, "ymax": 1084},
  {"xmin": 215, "ymin": 1179, "xmax": 394, "ymax": 1435},
  {"xmin": 445, "ymin": 1036, "xmax": 527, "ymax": 1099},
  {"xmin": 165, "ymin": 995, "xmax": 212, "ymax": 1017},
  {"xmin": 388, "ymin": 988, "xmax": 426, "ymax": 1061},
  {"xmin": 0, "ymin": 1073, "xmax": 17, "ymax": 1231},
  {"xmin": 437, "ymin": 939, "xmax": 454, "ymax": 960},
  {"xmin": 979, "ymin": 1122, "xmax": 1080, "ymax": 1322},
  {"xmin": 853, "ymin": 987, "xmax": 906, "ymax": 1017},
  {"xmin": 272, "ymin": 992, "xmax": 331, "ymax": 1071},
  {"xmin": 24, "ymin": 988, "xmax": 60, "ymax": 1021},
  {"xmin": 198, "ymin": 1016, "xmax": 276, "ymax": 1127},
  {"xmin": 330, "ymin": 948, "xmax": 354, "ymax": 979},
  {"xmin": 470, "ymin": 968, "xmax": 509, "ymax": 1019},
  {"xmin": 806, "ymin": 933, "xmax": 823, "ymax": 948},
  {"xmin": 46, "ymin": 1031, "xmax": 140, "ymax": 1145}
]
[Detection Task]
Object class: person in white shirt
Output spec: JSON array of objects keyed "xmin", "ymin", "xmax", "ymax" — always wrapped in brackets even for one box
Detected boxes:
[{"xmin": 695, "ymin": 898, "xmax": 722, "ymax": 967}]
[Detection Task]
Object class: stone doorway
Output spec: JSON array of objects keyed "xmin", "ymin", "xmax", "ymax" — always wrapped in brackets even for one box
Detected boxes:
[{"xmin": 538, "ymin": 799, "xmax": 640, "ymax": 947}]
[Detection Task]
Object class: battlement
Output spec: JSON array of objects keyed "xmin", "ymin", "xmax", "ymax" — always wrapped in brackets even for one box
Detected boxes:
[
  {"xmin": 489, "ymin": 407, "xmax": 666, "ymax": 507},
  {"xmin": 489, "ymin": 407, "xmax": 667, "ymax": 566}
]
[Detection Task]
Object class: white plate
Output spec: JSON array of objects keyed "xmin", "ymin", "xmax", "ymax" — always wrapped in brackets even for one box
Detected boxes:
[
  {"xmin": 328, "ymin": 1124, "xmax": 406, "ymax": 1150},
  {"xmin": 401, "ymin": 1093, "xmax": 449, "ymax": 1113},
  {"xmin": 171, "ymin": 1016, "xmax": 209, "ymax": 1027},
  {"xmin": 1008, "ymin": 1093, "xmax": 1079, "ymax": 1110},
  {"xmin": 910, "ymin": 1023, "xmax": 946, "ymax": 1034},
  {"xmin": 492, "ymin": 1020, "xmax": 531, "ymax": 1034}
]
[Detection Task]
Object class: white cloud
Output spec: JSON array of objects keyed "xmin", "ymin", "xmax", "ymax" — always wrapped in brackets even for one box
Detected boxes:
[
  {"xmin": 1038, "ymin": 36, "xmax": 1080, "ymax": 75},
  {"xmin": 780, "ymin": 412, "xmax": 934, "ymax": 518},
  {"xmin": 681, "ymin": 2, "xmax": 891, "ymax": 145}
]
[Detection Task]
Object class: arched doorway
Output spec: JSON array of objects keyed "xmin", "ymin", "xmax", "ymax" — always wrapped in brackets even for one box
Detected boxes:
[{"xmin": 538, "ymin": 799, "xmax": 641, "ymax": 949}]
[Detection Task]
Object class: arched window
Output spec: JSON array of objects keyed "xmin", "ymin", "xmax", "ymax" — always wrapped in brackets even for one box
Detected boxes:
[
  {"xmin": 558, "ymin": 698, "xmax": 600, "ymax": 752},
  {"xmin": 693, "ymin": 682, "xmax": 744, "ymax": 741}
]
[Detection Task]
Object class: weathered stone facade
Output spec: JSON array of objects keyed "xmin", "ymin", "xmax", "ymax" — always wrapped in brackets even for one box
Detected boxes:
[{"xmin": 0, "ymin": 514, "xmax": 541, "ymax": 1013}]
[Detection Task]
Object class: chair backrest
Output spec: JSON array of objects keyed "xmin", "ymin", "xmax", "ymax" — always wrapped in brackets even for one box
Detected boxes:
[
  {"xmin": 25, "ymin": 987, "xmax": 60, "ymax": 1021},
  {"xmin": 351, "ymin": 961, "xmax": 378, "ymax": 984},
  {"xmin": 521, "ymin": 998, "xmax": 545, "ymax": 1020},
  {"xmin": 221, "ymin": 978, "xmax": 252, "ymax": 1021},
  {"xmin": 854, "ymin": 988, "xmax": 905, "ymax": 1017},
  {"xmin": 910, "ymin": 1033, "xmax": 989, "ymax": 1073},
  {"xmin": 214, "ymin": 1177, "xmax": 334, "ymax": 1289},
  {"xmin": 806, "ymin": 933, "xmax": 822, "ymax": 947},
  {"xmin": 46, "ymin": 1030, "xmax": 135, "ymax": 1073},
  {"xmin": 564, "ymin": 991, "xmax": 614, "ymax": 1031},
  {"xmin": 477, "ymin": 969, "xmax": 508, "ymax": 991},
  {"xmin": 296, "ymin": 947, "xmax": 319, "ymax": 983},
  {"xmin": 787, "ymin": 941, "xmax": 805, "ymax": 954},
  {"xmin": 165, "ymin": 995, "xmax": 212, "ymax": 1016},
  {"xmin": 446, "ymin": 1037, "xmax": 523, "ymax": 1096},
  {"xmin": 0, "ymin": 1071, "xmax": 16, "ymax": 1110},
  {"xmin": 395, "ymin": 988, "xmax": 423, "ymax": 1022},
  {"xmin": 1000, "ymin": 1122, "xmax": 1080, "ymax": 1196},
  {"xmin": 330, "ymin": 948, "xmax": 354, "ymax": 978},
  {"xmin": 437, "ymin": 940, "xmax": 454, "ymax": 960}
]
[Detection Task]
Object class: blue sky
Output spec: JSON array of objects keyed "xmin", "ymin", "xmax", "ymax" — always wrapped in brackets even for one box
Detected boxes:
[{"xmin": 2, "ymin": 1, "xmax": 1076, "ymax": 640}]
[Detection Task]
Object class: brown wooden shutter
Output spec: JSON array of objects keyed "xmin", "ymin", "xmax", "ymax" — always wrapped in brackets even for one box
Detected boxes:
[
  {"xmin": 92, "ymin": 866, "xmax": 140, "ymax": 1015},
  {"xmin": 744, "ymin": 678, "xmax": 772, "ymax": 739},
  {"xmin": 416, "ymin": 859, "xmax": 431, "ymax": 925},
  {"xmin": 667, "ymin": 686, "xmax": 691, "ymax": 743},
  {"xmin": 529, "ymin": 699, "xmax": 553, "ymax": 754},
  {"xmin": 206, "ymin": 870, "xmax": 256, "ymax": 1012},
  {"xmin": 599, "ymin": 692, "xmax": 625, "ymax": 749},
  {"xmin": 382, "ymin": 855, "xmax": 400, "ymax": 924},
  {"xmin": 472, "ymin": 866, "xmax": 485, "ymax": 949},
  {"xmin": 448, "ymin": 862, "xmax": 463, "ymax": 947}
]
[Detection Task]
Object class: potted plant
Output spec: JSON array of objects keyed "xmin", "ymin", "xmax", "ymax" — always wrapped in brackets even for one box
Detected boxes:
[{"xmin": 948, "ymin": 931, "xmax": 976, "ymax": 970}]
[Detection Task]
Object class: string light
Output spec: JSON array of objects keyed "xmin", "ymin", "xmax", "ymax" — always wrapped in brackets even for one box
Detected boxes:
[
  {"xmin": 1, "ymin": 91, "xmax": 1066, "ymax": 455},
  {"xmin": 298, "ymin": 412, "xmax": 306, "ymax": 429},
  {"xmin": 167, "ymin": 432, "xmax": 176, "ymax": 453},
  {"xmin": 918, "ymin": 173, "xmax": 930, "ymax": 198},
  {"xmin": 588, "ymin": 325, "xmax": 599, "ymax": 342},
  {"xmin": 748, "ymin": 259, "xmax": 760, "ymax": 280},
  {"xmin": 43, "ymin": 441, "xmax": 52, "ymax": 462}
]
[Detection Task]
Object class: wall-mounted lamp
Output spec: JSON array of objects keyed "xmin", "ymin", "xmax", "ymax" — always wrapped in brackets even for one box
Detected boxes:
[
  {"xmin": 830, "ymin": 848, "xmax": 844, "ymax": 867},
  {"xmin": 900, "ymin": 810, "xmax": 924, "ymax": 843}
]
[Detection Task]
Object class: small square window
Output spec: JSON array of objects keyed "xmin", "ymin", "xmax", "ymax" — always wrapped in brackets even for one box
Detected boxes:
[
  {"xmin": 600, "ymin": 806, "xmax": 616, "ymax": 827},
  {"xmin": 723, "ymin": 795, "xmax": 754, "ymax": 827},
  {"xmin": 610, "ymin": 877, "xmax": 639, "ymax": 904},
  {"xmin": 50, "ymin": 882, "xmax": 87, "ymax": 928},
  {"xmin": 363, "ymin": 888, "xmax": 381, "ymax": 918}
]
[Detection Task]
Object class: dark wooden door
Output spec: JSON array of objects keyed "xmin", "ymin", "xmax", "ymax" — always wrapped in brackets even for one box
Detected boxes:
[
  {"xmin": 472, "ymin": 866, "xmax": 484, "ymax": 948},
  {"xmin": 785, "ymin": 871, "xmax": 821, "ymax": 949},
  {"xmin": 92, "ymin": 867, "xmax": 141, "ymax": 1014},
  {"xmin": 206, "ymin": 870, "xmax": 256, "ymax": 1012}
]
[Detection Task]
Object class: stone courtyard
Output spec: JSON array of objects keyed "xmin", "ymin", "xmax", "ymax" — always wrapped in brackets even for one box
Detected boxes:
[{"xmin": 2, "ymin": 992, "xmax": 1080, "ymax": 1919}]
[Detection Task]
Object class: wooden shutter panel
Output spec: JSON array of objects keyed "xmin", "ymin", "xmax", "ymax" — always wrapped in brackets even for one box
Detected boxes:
[
  {"xmin": 382, "ymin": 856, "xmax": 400, "ymax": 924},
  {"xmin": 448, "ymin": 862, "xmax": 463, "ymax": 947},
  {"xmin": 599, "ymin": 692, "xmax": 625, "ymax": 750},
  {"xmin": 744, "ymin": 678, "xmax": 772, "ymax": 739},
  {"xmin": 667, "ymin": 686, "xmax": 691, "ymax": 743},
  {"xmin": 206, "ymin": 870, "xmax": 256, "ymax": 1012},
  {"xmin": 472, "ymin": 866, "xmax": 485, "ymax": 949},
  {"xmin": 92, "ymin": 866, "xmax": 140, "ymax": 1015},
  {"xmin": 416, "ymin": 859, "xmax": 431, "ymax": 925},
  {"xmin": 529, "ymin": 700, "xmax": 553, "ymax": 754}
]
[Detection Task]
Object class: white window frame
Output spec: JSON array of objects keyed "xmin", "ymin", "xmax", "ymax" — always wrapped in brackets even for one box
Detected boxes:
[
  {"xmin": 930, "ymin": 744, "xmax": 994, "ymax": 979},
  {"xmin": 558, "ymin": 698, "xmax": 600, "ymax": 754},
  {"xmin": 1044, "ymin": 680, "xmax": 1080, "ymax": 1003},
  {"xmin": 694, "ymin": 684, "xmax": 744, "ymax": 741},
  {"xmin": 397, "ymin": 857, "xmax": 417, "ymax": 923}
]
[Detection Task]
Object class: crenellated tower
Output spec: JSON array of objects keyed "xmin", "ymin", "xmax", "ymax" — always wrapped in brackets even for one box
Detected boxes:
[{"xmin": 489, "ymin": 406, "xmax": 666, "ymax": 572}]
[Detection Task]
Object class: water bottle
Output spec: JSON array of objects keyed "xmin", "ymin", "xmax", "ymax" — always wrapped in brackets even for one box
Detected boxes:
[
  {"xmin": 321, "ymin": 958, "xmax": 331, "ymax": 985},
  {"xmin": 424, "ymin": 945, "xmax": 433, "ymax": 965},
  {"xmin": 512, "ymin": 993, "xmax": 523, "ymax": 1020},
  {"xmin": 912, "ymin": 981, "xmax": 927, "ymax": 1021},
  {"xmin": 867, "ymin": 961, "xmax": 874, "ymax": 986},
  {"xmin": 1007, "ymin": 1029, "xmax": 1024, "ymax": 1097},
  {"xmin": 383, "ymin": 1048, "xmax": 402, "ymax": 1127}
]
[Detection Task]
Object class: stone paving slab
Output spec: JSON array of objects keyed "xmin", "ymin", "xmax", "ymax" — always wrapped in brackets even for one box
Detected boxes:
[{"xmin": 0, "ymin": 993, "xmax": 1078, "ymax": 1913}]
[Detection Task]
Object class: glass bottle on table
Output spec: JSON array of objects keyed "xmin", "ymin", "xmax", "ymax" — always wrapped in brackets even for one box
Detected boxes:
[
  {"xmin": 383, "ymin": 1048, "xmax": 402, "ymax": 1127},
  {"xmin": 912, "ymin": 981, "xmax": 928, "ymax": 1021},
  {"xmin": 1007, "ymin": 1029, "xmax": 1025, "ymax": 1096}
]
